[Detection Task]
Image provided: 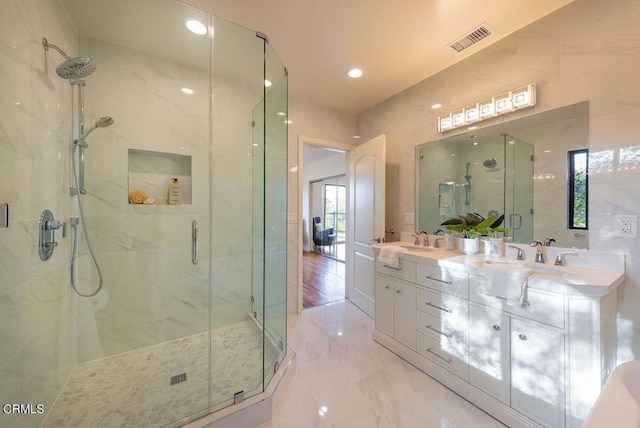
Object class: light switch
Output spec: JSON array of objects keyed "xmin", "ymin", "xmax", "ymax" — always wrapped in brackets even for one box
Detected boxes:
[{"xmin": 404, "ymin": 213, "xmax": 414, "ymax": 225}]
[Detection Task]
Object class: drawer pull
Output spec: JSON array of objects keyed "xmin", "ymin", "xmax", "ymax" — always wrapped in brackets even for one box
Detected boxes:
[
  {"xmin": 425, "ymin": 275, "xmax": 452, "ymax": 285},
  {"xmin": 492, "ymin": 324, "xmax": 501, "ymax": 331},
  {"xmin": 425, "ymin": 301, "xmax": 453, "ymax": 313},
  {"xmin": 426, "ymin": 324, "xmax": 452, "ymax": 338},
  {"xmin": 425, "ymin": 347, "xmax": 452, "ymax": 363},
  {"xmin": 518, "ymin": 334, "xmax": 528, "ymax": 341}
]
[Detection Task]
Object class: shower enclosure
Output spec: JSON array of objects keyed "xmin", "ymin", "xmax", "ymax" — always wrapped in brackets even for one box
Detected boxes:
[
  {"xmin": 417, "ymin": 134, "xmax": 534, "ymax": 243},
  {"xmin": 0, "ymin": 0, "xmax": 287, "ymax": 427}
]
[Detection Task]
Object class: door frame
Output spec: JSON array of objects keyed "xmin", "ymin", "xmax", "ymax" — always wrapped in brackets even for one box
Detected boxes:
[{"xmin": 297, "ymin": 135, "xmax": 352, "ymax": 313}]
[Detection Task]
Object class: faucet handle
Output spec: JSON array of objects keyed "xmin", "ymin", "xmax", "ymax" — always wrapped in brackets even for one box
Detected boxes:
[
  {"xmin": 554, "ymin": 251, "xmax": 577, "ymax": 266},
  {"xmin": 507, "ymin": 245, "xmax": 524, "ymax": 261},
  {"xmin": 530, "ymin": 240, "xmax": 543, "ymax": 247}
]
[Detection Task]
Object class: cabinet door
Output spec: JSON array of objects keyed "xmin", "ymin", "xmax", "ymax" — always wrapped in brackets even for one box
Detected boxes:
[
  {"xmin": 394, "ymin": 281, "xmax": 416, "ymax": 350},
  {"xmin": 468, "ymin": 305, "xmax": 510, "ymax": 405},
  {"xmin": 511, "ymin": 319, "xmax": 565, "ymax": 428},
  {"xmin": 375, "ymin": 275, "xmax": 394, "ymax": 337}
]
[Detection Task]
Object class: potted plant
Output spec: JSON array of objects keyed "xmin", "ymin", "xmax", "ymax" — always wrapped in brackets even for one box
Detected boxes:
[{"xmin": 441, "ymin": 213, "xmax": 505, "ymax": 254}]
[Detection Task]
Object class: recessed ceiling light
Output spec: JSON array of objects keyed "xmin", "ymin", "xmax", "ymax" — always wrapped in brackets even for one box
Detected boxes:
[
  {"xmin": 285, "ymin": 120, "xmax": 293, "ymax": 125},
  {"xmin": 431, "ymin": 103, "xmax": 443, "ymax": 109},
  {"xmin": 353, "ymin": 135, "xmax": 360, "ymax": 139},
  {"xmin": 265, "ymin": 79, "xmax": 272, "ymax": 87},
  {"xmin": 185, "ymin": 19, "xmax": 207, "ymax": 35},
  {"xmin": 346, "ymin": 68, "xmax": 363, "ymax": 79},
  {"xmin": 276, "ymin": 111, "xmax": 286, "ymax": 117},
  {"xmin": 180, "ymin": 87, "xmax": 194, "ymax": 95}
]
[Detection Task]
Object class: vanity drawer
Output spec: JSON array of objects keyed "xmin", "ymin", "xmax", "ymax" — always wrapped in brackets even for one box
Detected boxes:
[
  {"xmin": 417, "ymin": 287, "xmax": 468, "ymax": 321},
  {"xmin": 416, "ymin": 264, "xmax": 468, "ymax": 299},
  {"xmin": 417, "ymin": 332, "xmax": 468, "ymax": 381},
  {"xmin": 376, "ymin": 259, "xmax": 416, "ymax": 283},
  {"xmin": 469, "ymin": 275, "xmax": 565, "ymax": 329},
  {"xmin": 417, "ymin": 310, "xmax": 467, "ymax": 344}
]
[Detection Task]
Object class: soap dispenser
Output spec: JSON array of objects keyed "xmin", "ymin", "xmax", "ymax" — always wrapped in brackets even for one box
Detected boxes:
[{"xmin": 168, "ymin": 178, "xmax": 181, "ymax": 205}]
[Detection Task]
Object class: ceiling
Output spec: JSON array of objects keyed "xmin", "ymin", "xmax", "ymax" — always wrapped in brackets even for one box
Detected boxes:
[
  {"xmin": 184, "ymin": 0, "xmax": 574, "ymax": 114},
  {"xmin": 62, "ymin": 0, "xmax": 574, "ymax": 115}
]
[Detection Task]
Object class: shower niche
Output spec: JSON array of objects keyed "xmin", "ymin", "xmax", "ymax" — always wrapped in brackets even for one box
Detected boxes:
[{"xmin": 127, "ymin": 149, "xmax": 192, "ymax": 205}]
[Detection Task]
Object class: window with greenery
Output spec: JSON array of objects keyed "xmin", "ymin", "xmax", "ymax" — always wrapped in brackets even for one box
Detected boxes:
[
  {"xmin": 324, "ymin": 183, "xmax": 346, "ymax": 239},
  {"xmin": 568, "ymin": 149, "xmax": 588, "ymax": 229}
]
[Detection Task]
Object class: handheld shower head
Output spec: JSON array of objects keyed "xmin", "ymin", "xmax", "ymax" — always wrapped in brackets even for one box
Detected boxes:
[
  {"xmin": 74, "ymin": 117, "xmax": 114, "ymax": 147},
  {"xmin": 42, "ymin": 38, "xmax": 96, "ymax": 80}
]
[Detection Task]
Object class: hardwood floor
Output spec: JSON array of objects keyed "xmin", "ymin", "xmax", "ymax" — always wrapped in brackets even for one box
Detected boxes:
[{"xmin": 303, "ymin": 251, "xmax": 345, "ymax": 309}]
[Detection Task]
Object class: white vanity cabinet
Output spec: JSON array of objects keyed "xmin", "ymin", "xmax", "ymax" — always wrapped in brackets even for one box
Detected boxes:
[
  {"xmin": 375, "ymin": 273, "xmax": 417, "ymax": 351},
  {"xmin": 373, "ymin": 249, "xmax": 621, "ymax": 428},
  {"xmin": 468, "ymin": 305, "xmax": 510, "ymax": 405},
  {"xmin": 510, "ymin": 318, "xmax": 565, "ymax": 428}
]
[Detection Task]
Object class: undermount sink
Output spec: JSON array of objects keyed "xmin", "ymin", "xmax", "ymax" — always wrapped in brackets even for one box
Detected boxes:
[
  {"xmin": 484, "ymin": 259, "xmax": 568, "ymax": 276},
  {"xmin": 399, "ymin": 244, "xmax": 435, "ymax": 253}
]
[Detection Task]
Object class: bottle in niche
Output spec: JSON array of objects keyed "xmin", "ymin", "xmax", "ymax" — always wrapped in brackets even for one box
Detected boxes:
[{"xmin": 168, "ymin": 178, "xmax": 181, "ymax": 205}]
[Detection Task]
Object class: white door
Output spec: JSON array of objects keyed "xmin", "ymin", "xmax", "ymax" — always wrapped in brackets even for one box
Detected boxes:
[{"xmin": 346, "ymin": 134, "xmax": 385, "ymax": 317}]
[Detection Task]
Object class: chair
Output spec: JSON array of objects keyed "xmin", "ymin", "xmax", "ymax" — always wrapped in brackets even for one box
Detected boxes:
[{"xmin": 312, "ymin": 216, "xmax": 337, "ymax": 251}]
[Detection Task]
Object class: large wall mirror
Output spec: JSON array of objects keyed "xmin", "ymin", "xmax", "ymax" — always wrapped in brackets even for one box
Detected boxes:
[{"xmin": 416, "ymin": 102, "xmax": 589, "ymax": 248}]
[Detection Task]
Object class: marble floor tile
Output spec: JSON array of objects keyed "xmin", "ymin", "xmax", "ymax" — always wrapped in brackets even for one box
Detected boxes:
[{"xmin": 261, "ymin": 301, "xmax": 506, "ymax": 428}]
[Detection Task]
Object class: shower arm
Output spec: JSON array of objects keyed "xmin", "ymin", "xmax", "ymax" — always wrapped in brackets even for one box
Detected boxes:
[{"xmin": 42, "ymin": 38, "xmax": 70, "ymax": 60}]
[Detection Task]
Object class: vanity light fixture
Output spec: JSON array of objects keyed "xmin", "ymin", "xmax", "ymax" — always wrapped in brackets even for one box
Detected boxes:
[
  {"xmin": 346, "ymin": 68, "xmax": 363, "ymax": 79},
  {"xmin": 185, "ymin": 19, "xmax": 207, "ymax": 35},
  {"xmin": 436, "ymin": 83, "xmax": 536, "ymax": 133},
  {"xmin": 180, "ymin": 87, "xmax": 194, "ymax": 95}
]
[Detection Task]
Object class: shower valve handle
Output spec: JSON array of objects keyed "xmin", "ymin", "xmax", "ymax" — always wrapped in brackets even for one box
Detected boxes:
[{"xmin": 46, "ymin": 220, "xmax": 67, "ymax": 238}]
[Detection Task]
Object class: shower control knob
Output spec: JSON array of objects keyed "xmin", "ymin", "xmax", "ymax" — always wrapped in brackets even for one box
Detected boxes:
[{"xmin": 46, "ymin": 220, "xmax": 68, "ymax": 238}]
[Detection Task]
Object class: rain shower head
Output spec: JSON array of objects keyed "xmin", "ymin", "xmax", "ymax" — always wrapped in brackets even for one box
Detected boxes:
[
  {"xmin": 483, "ymin": 158, "xmax": 497, "ymax": 169},
  {"xmin": 74, "ymin": 117, "xmax": 115, "ymax": 147},
  {"xmin": 42, "ymin": 38, "xmax": 97, "ymax": 80}
]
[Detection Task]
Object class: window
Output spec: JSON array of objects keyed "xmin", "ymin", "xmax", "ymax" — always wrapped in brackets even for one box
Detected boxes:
[
  {"xmin": 324, "ymin": 183, "xmax": 346, "ymax": 241},
  {"xmin": 568, "ymin": 149, "xmax": 588, "ymax": 229}
]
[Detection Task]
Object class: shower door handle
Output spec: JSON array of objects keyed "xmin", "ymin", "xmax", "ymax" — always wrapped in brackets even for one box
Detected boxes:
[
  {"xmin": 192, "ymin": 220, "xmax": 199, "ymax": 265},
  {"xmin": 509, "ymin": 213, "xmax": 522, "ymax": 230}
]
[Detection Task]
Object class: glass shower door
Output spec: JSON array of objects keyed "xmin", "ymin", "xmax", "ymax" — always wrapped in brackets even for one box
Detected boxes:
[{"xmin": 505, "ymin": 135, "xmax": 534, "ymax": 243}]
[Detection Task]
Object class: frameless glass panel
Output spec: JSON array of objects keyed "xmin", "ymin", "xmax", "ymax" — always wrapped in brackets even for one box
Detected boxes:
[
  {"xmin": 3, "ymin": 0, "xmax": 214, "ymax": 426},
  {"xmin": 211, "ymin": 15, "xmax": 266, "ymax": 409},
  {"xmin": 262, "ymin": 41, "xmax": 288, "ymax": 388}
]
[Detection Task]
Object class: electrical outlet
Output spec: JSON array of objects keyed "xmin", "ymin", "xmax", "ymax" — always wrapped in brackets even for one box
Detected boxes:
[{"xmin": 615, "ymin": 215, "xmax": 637, "ymax": 238}]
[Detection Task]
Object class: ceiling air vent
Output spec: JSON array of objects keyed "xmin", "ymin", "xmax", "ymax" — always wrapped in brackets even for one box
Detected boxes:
[{"xmin": 448, "ymin": 23, "xmax": 494, "ymax": 53}]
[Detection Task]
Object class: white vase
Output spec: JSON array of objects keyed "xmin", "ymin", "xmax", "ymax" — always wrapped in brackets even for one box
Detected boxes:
[{"xmin": 462, "ymin": 238, "xmax": 479, "ymax": 255}]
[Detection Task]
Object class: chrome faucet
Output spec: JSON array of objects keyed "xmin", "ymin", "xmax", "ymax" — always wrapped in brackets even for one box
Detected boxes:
[
  {"xmin": 434, "ymin": 237, "xmax": 445, "ymax": 248},
  {"xmin": 544, "ymin": 238, "xmax": 556, "ymax": 246},
  {"xmin": 530, "ymin": 240, "xmax": 545, "ymax": 263},
  {"xmin": 418, "ymin": 231, "xmax": 429, "ymax": 246},
  {"xmin": 411, "ymin": 232, "xmax": 420, "ymax": 245},
  {"xmin": 434, "ymin": 229, "xmax": 445, "ymax": 236},
  {"xmin": 508, "ymin": 245, "xmax": 524, "ymax": 261},
  {"xmin": 554, "ymin": 251, "xmax": 577, "ymax": 266}
]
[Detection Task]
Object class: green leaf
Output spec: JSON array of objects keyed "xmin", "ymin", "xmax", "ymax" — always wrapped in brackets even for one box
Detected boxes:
[{"xmin": 489, "ymin": 214, "xmax": 505, "ymax": 229}]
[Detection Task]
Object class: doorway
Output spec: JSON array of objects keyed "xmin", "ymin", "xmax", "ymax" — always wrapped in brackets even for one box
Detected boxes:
[{"xmin": 298, "ymin": 137, "xmax": 351, "ymax": 312}]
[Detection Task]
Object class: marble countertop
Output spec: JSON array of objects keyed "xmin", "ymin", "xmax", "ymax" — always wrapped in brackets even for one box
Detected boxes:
[{"xmin": 372, "ymin": 241, "xmax": 625, "ymax": 297}]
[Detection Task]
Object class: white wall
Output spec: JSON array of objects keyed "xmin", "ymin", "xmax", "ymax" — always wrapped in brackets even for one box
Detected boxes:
[{"xmin": 357, "ymin": 0, "xmax": 640, "ymax": 361}]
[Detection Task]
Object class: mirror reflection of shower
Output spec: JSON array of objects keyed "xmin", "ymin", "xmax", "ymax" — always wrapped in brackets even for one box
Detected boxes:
[
  {"xmin": 43, "ymin": 37, "xmax": 113, "ymax": 297},
  {"xmin": 464, "ymin": 161, "xmax": 471, "ymax": 209}
]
